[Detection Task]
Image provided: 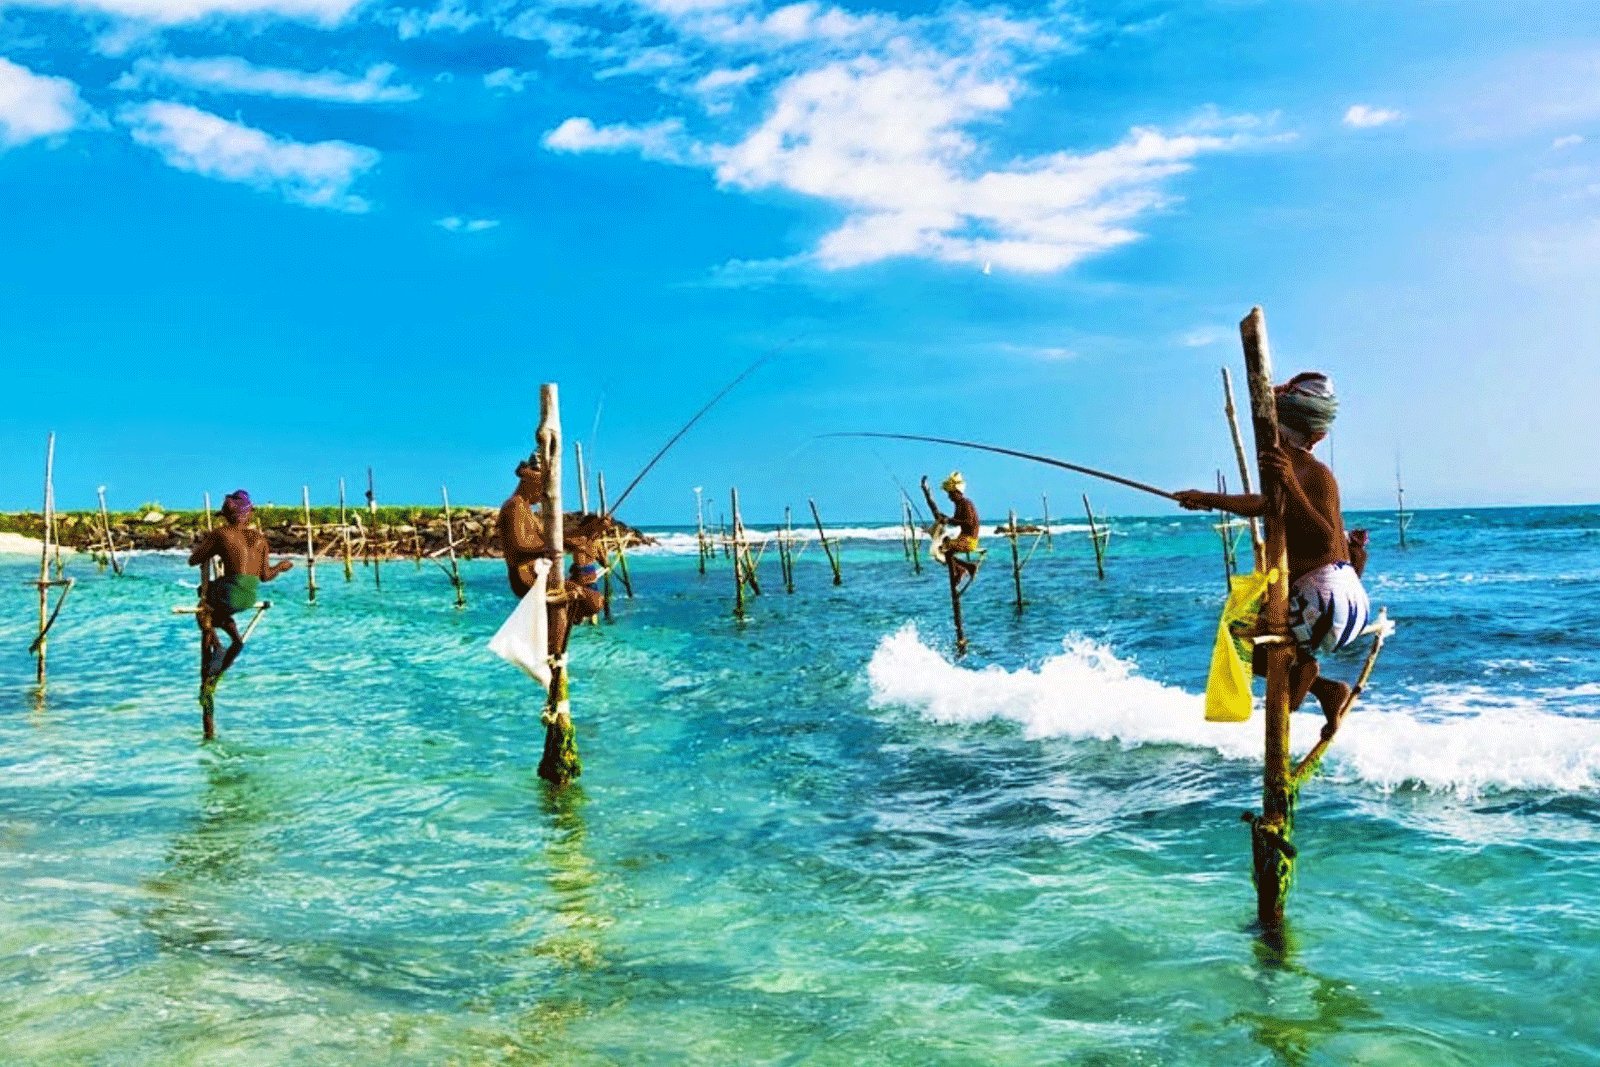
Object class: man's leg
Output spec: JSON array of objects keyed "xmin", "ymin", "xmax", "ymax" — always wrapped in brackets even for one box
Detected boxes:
[
  {"xmin": 1290, "ymin": 651, "xmax": 1351, "ymax": 736},
  {"xmin": 209, "ymin": 615, "xmax": 245, "ymax": 680}
]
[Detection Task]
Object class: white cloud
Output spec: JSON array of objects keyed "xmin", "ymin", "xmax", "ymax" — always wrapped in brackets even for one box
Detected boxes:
[
  {"xmin": 118, "ymin": 56, "xmax": 418, "ymax": 102},
  {"xmin": 0, "ymin": 57, "xmax": 86, "ymax": 148},
  {"xmin": 436, "ymin": 215, "xmax": 499, "ymax": 232},
  {"xmin": 1553, "ymin": 133, "xmax": 1585, "ymax": 149},
  {"xmin": 15, "ymin": 0, "xmax": 362, "ymax": 25},
  {"xmin": 483, "ymin": 67, "xmax": 535, "ymax": 93},
  {"xmin": 693, "ymin": 63, "xmax": 760, "ymax": 94},
  {"xmin": 543, "ymin": 116, "xmax": 693, "ymax": 163},
  {"xmin": 1180, "ymin": 326, "xmax": 1227, "ymax": 348},
  {"xmin": 1343, "ymin": 104, "xmax": 1402, "ymax": 129},
  {"xmin": 121, "ymin": 101, "xmax": 378, "ymax": 211}
]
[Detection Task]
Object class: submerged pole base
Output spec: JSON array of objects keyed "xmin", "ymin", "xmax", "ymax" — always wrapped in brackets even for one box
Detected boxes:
[
  {"xmin": 538, "ymin": 712, "xmax": 582, "ymax": 786},
  {"xmin": 1243, "ymin": 811, "xmax": 1296, "ymax": 929}
]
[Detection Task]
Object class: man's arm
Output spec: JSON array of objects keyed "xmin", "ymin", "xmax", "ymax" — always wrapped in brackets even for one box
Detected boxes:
[
  {"xmin": 1264, "ymin": 450, "xmax": 1340, "ymax": 544},
  {"xmin": 187, "ymin": 530, "xmax": 217, "ymax": 566},
  {"xmin": 501, "ymin": 500, "xmax": 552, "ymax": 559},
  {"xmin": 1175, "ymin": 490, "xmax": 1267, "ymax": 516},
  {"xmin": 255, "ymin": 534, "xmax": 293, "ymax": 581}
]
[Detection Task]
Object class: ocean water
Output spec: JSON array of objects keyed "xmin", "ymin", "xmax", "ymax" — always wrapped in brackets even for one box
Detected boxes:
[{"xmin": 2, "ymin": 505, "xmax": 1598, "ymax": 1065}]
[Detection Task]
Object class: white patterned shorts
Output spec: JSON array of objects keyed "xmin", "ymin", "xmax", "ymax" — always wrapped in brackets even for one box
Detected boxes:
[{"xmin": 1289, "ymin": 561, "xmax": 1371, "ymax": 655}]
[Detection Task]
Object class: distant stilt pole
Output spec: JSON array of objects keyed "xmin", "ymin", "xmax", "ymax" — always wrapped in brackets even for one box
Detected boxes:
[
  {"xmin": 1007, "ymin": 509, "xmax": 1025, "ymax": 614},
  {"xmin": 1222, "ymin": 367, "xmax": 1265, "ymax": 570},
  {"xmin": 694, "ymin": 487, "xmax": 709, "ymax": 576},
  {"xmin": 338, "ymin": 480, "xmax": 353, "ymax": 580},
  {"xmin": 302, "ymin": 486, "xmax": 318, "ymax": 604},
  {"xmin": 1396, "ymin": 460, "xmax": 1410, "ymax": 550},
  {"xmin": 537, "ymin": 384, "xmax": 581, "ymax": 787},
  {"xmin": 1041, "ymin": 493, "xmax": 1054, "ymax": 551},
  {"xmin": 1217, "ymin": 470, "xmax": 1238, "ymax": 585},
  {"xmin": 899, "ymin": 498, "xmax": 913, "ymax": 561},
  {"xmin": 366, "ymin": 467, "xmax": 381, "ymax": 590},
  {"xmin": 441, "ymin": 485, "xmax": 466, "ymax": 608},
  {"xmin": 1240, "ymin": 305, "xmax": 1296, "ymax": 932},
  {"xmin": 597, "ymin": 471, "xmax": 632, "ymax": 598},
  {"xmin": 904, "ymin": 498, "xmax": 922, "ymax": 575},
  {"xmin": 97, "ymin": 485, "xmax": 124, "ymax": 576},
  {"xmin": 595, "ymin": 471, "xmax": 615, "ymax": 622},
  {"xmin": 35, "ymin": 434, "xmax": 56, "ymax": 689},
  {"xmin": 1084, "ymin": 494, "xmax": 1107, "ymax": 581},
  {"xmin": 781, "ymin": 506, "xmax": 797, "ymax": 593},
  {"xmin": 574, "ymin": 442, "xmax": 591, "ymax": 514},
  {"xmin": 809, "ymin": 499, "xmax": 842, "ymax": 586},
  {"xmin": 203, "ymin": 492, "xmax": 214, "ymax": 532},
  {"xmin": 731, "ymin": 487, "xmax": 747, "ymax": 620}
]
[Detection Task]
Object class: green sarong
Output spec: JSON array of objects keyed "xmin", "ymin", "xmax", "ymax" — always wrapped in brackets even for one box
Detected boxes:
[{"xmin": 208, "ymin": 574, "xmax": 260, "ymax": 615}]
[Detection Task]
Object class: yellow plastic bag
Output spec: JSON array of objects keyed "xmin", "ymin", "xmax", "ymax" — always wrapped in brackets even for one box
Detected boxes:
[{"xmin": 1205, "ymin": 568, "xmax": 1276, "ymax": 722}]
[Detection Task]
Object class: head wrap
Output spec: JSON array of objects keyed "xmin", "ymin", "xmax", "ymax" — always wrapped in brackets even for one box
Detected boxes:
[
  {"xmin": 940, "ymin": 471, "xmax": 966, "ymax": 494},
  {"xmin": 222, "ymin": 490, "xmax": 253, "ymax": 521},
  {"xmin": 1275, "ymin": 372, "xmax": 1338, "ymax": 437}
]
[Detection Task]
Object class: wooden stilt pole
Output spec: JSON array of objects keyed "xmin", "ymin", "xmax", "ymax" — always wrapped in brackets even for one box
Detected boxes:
[
  {"xmin": 1222, "ymin": 367, "xmax": 1266, "ymax": 570},
  {"xmin": 203, "ymin": 492, "xmax": 214, "ymax": 532},
  {"xmin": 809, "ymin": 499, "xmax": 842, "ymax": 586},
  {"xmin": 1396, "ymin": 460, "xmax": 1410, "ymax": 550},
  {"xmin": 899, "ymin": 498, "xmax": 913, "ymax": 561},
  {"xmin": 946, "ymin": 549, "xmax": 968, "ymax": 657},
  {"xmin": 1239, "ymin": 305, "xmax": 1296, "ymax": 932},
  {"xmin": 781, "ymin": 506, "xmax": 797, "ymax": 593},
  {"xmin": 1084, "ymin": 494, "xmax": 1107, "ymax": 581},
  {"xmin": 597, "ymin": 472, "xmax": 632, "ymax": 598},
  {"xmin": 441, "ymin": 485, "xmax": 466, "ymax": 608},
  {"xmin": 97, "ymin": 485, "xmax": 124, "ymax": 576},
  {"xmin": 1041, "ymin": 493, "xmax": 1054, "ymax": 551},
  {"xmin": 731, "ymin": 488, "xmax": 747, "ymax": 620},
  {"xmin": 35, "ymin": 434, "xmax": 55, "ymax": 690},
  {"xmin": 338, "ymin": 479, "xmax": 353, "ymax": 580},
  {"xmin": 302, "ymin": 486, "xmax": 318, "ymax": 604},
  {"xmin": 1217, "ymin": 471, "xmax": 1238, "ymax": 585},
  {"xmin": 537, "ymin": 384, "xmax": 581, "ymax": 787},
  {"xmin": 575, "ymin": 442, "xmax": 591, "ymax": 513},
  {"xmin": 904, "ymin": 498, "xmax": 922, "ymax": 575},
  {"xmin": 1007, "ymin": 509, "xmax": 1024, "ymax": 614},
  {"xmin": 366, "ymin": 467, "xmax": 381, "ymax": 590},
  {"xmin": 694, "ymin": 488, "xmax": 708, "ymax": 576}
]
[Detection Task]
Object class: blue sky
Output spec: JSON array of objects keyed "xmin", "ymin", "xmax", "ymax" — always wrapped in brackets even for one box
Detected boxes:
[{"xmin": 2, "ymin": 0, "xmax": 1597, "ymax": 523}]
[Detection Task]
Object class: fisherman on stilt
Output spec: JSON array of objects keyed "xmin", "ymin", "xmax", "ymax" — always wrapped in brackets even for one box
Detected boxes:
[
  {"xmin": 1175, "ymin": 373, "xmax": 1371, "ymax": 738},
  {"xmin": 922, "ymin": 471, "xmax": 981, "ymax": 592},
  {"xmin": 498, "ymin": 454, "xmax": 606, "ymax": 648},
  {"xmin": 187, "ymin": 490, "xmax": 292, "ymax": 687}
]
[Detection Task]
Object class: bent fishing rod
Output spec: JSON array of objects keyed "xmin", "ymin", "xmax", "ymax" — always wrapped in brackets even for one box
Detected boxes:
[
  {"xmin": 824, "ymin": 432, "xmax": 1177, "ymax": 502},
  {"xmin": 604, "ymin": 339, "xmax": 798, "ymax": 518}
]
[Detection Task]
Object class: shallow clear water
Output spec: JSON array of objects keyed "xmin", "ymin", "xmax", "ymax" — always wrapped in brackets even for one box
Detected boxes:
[{"xmin": 3, "ymin": 506, "xmax": 1598, "ymax": 1064}]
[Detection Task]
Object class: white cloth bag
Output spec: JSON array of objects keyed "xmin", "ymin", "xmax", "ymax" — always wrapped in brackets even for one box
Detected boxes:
[{"xmin": 487, "ymin": 558, "xmax": 552, "ymax": 691}]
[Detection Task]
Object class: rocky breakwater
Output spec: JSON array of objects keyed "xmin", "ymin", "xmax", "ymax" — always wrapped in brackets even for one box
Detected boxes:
[{"xmin": 0, "ymin": 507, "xmax": 651, "ymax": 560}]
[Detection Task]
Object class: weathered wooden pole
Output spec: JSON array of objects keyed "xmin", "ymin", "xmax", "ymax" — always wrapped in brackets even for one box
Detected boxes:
[
  {"xmin": 1239, "ymin": 305, "xmax": 1297, "ymax": 932},
  {"xmin": 96, "ymin": 485, "xmax": 124, "ymax": 576},
  {"xmin": 903, "ymin": 498, "xmax": 923, "ymax": 575},
  {"xmin": 1007, "ymin": 509, "xmax": 1024, "ymax": 614},
  {"xmin": 35, "ymin": 434, "xmax": 55, "ymax": 689},
  {"xmin": 338, "ymin": 479, "xmax": 354, "ymax": 580},
  {"xmin": 1396, "ymin": 461, "xmax": 1410, "ymax": 549},
  {"xmin": 441, "ymin": 485, "xmax": 466, "ymax": 608},
  {"xmin": 203, "ymin": 491, "xmax": 214, "ymax": 532},
  {"xmin": 597, "ymin": 471, "xmax": 633, "ymax": 598},
  {"xmin": 781, "ymin": 506, "xmax": 797, "ymax": 593},
  {"xmin": 899, "ymin": 498, "xmax": 914, "ymax": 561},
  {"xmin": 809, "ymin": 499, "xmax": 842, "ymax": 586},
  {"xmin": 537, "ymin": 384, "xmax": 581, "ymax": 787},
  {"xmin": 1222, "ymin": 367, "xmax": 1265, "ymax": 570},
  {"xmin": 731, "ymin": 487, "xmax": 747, "ymax": 620},
  {"xmin": 1083, "ymin": 494, "xmax": 1107, "ymax": 581},
  {"xmin": 946, "ymin": 549, "xmax": 968, "ymax": 657},
  {"xmin": 366, "ymin": 467, "xmax": 382, "ymax": 590},
  {"xmin": 694, "ymin": 487, "xmax": 709, "ymax": 576},
  {"xmin": 301, "ymin": 486, "xmax": 318, "ymax": 604},
  {"xmin": 1041, "ymin": 493, "xmax": 1054, "ymax": 551}
]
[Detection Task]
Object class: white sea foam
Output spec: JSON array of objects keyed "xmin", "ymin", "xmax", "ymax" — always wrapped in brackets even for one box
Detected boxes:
[
  {"xmin": 637, "ymin": 523, "xmax": 1094, "ymax": 556},
  {"xmin": 866, "ymin": 625, "xmax": 1600, "ymax": 796}
]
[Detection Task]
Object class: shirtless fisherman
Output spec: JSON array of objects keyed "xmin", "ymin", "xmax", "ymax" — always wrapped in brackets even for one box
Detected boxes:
[
  {"xmin": 922, "ymin": 471, "xmax": 981, "ymax": 591},
  {"xmin": 1175, "ymin": 373, "xmax": 1371, "ymax": 736},
  {"xmin": 498, "ymin": 455, "xmax": 606, "ymax": 652},
  {"xmin": 187, "ymin": 490, "xmax": 292, "ymax": 683}
]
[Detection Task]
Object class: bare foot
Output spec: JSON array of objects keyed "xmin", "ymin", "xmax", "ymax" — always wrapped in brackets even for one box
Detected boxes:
[{"xmin": 1316, "ymin": 680, "xmax": 1352, "ymax": 740}]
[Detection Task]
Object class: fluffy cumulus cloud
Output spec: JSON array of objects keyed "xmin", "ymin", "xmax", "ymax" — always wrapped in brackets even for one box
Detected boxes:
[
  {"xmin": 0, "ymin": 57, "xmax": 87, "ymax": 148},
  {"xmin": 121, "ymin": 101, "xmax": 378, "ymax": 210},
  {"xmin": 537, "ymin": 2, "xmax": 1273, "ymax": 273},
  {"xmin": 117, "ymin": 56, "xmax": 418, "ymax": 102},
  {"xmin": 10, "ymin": 0, "xmax": 362, "ymax": 25},
  {"xmin": 1343, "ymin": 103, "xmax": 1401, "ymax": 129}
]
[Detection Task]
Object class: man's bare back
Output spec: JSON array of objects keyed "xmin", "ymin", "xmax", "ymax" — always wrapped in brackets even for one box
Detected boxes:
[{"xmin": 190, "ymin": 524, "xmax": 279, "ymax": 581}]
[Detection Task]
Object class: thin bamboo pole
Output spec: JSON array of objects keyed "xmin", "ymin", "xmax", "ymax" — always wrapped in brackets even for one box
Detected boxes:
[
  {"xmin": 1007, "ymin": 509, "xmax": 1024, "ymax": 614},
  {"xmin": 204, "ymin": 492, "xmax": 214, "ymax": 532},
  {"xmin": 598, "ymin": 472, "xmax": 632, "ymax": 598},
  {"xmin": 1041, "ymin": 493, "xmax": 1054, "ymax": 551},
  {"xmin": 1084, "ymin": 494, "xmax": 1107, "ymax": 581},
  {"xmin": 537, "ymin": 385, "xmax": 580, "ymax": 787},
  {"xmin": 1396, "ymin": 461, "xmax": 1410, "ymax": 550},
  {"xmin": 1217, "ymin": 471, "xmax": 1238, "ymax": 585},
  {"xmin": 35, "ymin": 434, "xmax": 55, "ymax": 689},
  {"xmin": 1239, "ymin": 305, "xmax": 1296, "ymax": 931},
  {"xmin": 810, "ymin": 499, "xmax": 842, "ymax": 586},
  {"xmin": 97, "ymin": 485, "xmax": 124, "ymax": 576},
  {"xmin": 366, "ymin": 467, "xmax": 381, "ymax": 590},
  {"xmin": 904, "ymin": 498, "xmax": 922, "ymax": 575},
  {"xmin": 302, "ymin": 486, "xmax": 318, "ymax": 604},
  {"xmin": 946, "ymin": 545, "xmax": 968, "ymax": 657},
  {"xmin": 339, "ymin": 479, "xmax": 353, "ymax": 580},
  {"xmin": 782, "ymin": 506, "xmax": 797, "ymax": 593},
  {"xmin": 575, "ymin": 442, "xmax": 591, "ymax": 513},
  {"xmin": 899, "ymin": 498, "xmax": 913, "ymax": 561},
  {"xmin": 731, "ymin": 487, "xmax": 747, "ymax": 620},
  {"xmin": 694, "ymin": 488, "xmax": 708, "ymax": 576},
  {"xmin": 441, "ymin": 485, "xmax": 465, "ymax": 608},
  {"xmin": 1222, "ymin": 367, "xmax": 1266, "ymax": 569}
]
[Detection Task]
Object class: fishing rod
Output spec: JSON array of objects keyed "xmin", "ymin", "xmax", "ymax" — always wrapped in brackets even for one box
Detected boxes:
[
  {"xmin": 825, "ymin": 431, "xmax": 1177, "ymax": 502},
  {"xmin": 605, "ymin": 340, "xmax": 796, "ymax": 517}
]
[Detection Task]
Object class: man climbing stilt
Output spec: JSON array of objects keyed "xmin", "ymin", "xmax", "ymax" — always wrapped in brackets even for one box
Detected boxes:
[{"xmin": 923, "ymin": 471, "xmax": 981, "ymax": 593}]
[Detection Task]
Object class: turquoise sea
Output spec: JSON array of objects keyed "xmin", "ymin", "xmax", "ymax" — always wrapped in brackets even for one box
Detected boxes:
[{"xmin": 3, "ymin": 505, "xmax": 1598, "ymax": 1064}]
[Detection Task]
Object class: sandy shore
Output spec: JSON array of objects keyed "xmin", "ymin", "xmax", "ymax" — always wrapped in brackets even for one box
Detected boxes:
[{"xmin": 0, "ymin": 532, "xmax": 75, "ymax": 556}]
